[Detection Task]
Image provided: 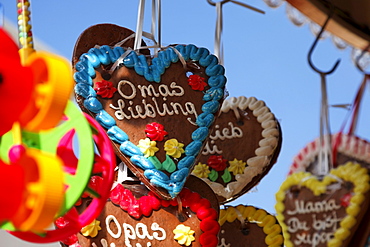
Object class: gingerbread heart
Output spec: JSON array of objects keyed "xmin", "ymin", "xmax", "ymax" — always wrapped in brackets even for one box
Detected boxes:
[
  {"xmin": 288, "ymin": 133, "xmax": 370, "ymax": 245},
  {"xmin": 60, "ymin": 176, "xmax": 220, "ymax": 247},
  {"xmin": 72, "ymin": 24, "xmax": 226, "ymax": 199},
  {"xmin": 192, "ymin": 96, "xmax": 281, "ymax": 203},
  {"xmin": 218, "ymin": 205, "xmax": 284, "ymax": 247},
  {"xmin": 275, "ymin": 162, "xmax": 370, "ymax": 247}
]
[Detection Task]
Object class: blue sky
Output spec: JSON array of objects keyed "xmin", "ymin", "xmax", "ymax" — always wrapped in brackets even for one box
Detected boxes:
[{"xmin": 1, "ymin": 0, "xmax": 368, "ymax": 246}]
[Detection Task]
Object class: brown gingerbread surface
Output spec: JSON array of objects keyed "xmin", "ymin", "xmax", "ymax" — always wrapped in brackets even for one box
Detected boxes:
[{"xmin": 193, "ymin": 96, "xmax": 282, "ymax": 203}]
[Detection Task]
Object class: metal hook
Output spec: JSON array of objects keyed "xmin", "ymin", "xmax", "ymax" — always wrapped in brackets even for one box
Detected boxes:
[
  {"xmin": 307, "ymin": 11, "xmax": 340, "ymax": 75},
  {"xmin": 354, "ymin": 44, "xmax": 370, "ymax": 74},
  {"xmin": 207, "ymin": 0, "xmax": 232, "ymax": 6}
]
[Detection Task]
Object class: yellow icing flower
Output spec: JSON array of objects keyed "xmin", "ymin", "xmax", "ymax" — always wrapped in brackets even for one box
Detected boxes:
[
  {"xmin": 164, "ymin": 139, "xmax": 185, "ymax": 158},
  {"xmin": 173, "ymin": 224, "xmax": 195, "ymax": 246},
  {"xmin": 192, "ymin": 162, "xmax": 211, "ymax": 178},
  {"xmin": 228, "ymin": 158, "xmax": 246, "ymax": 175},
  {"xmin": 138, "ymin": 138, "xmax": 159, "ymax": 157},
  {"xmin": 81, "ymin": 219, "xmax": 101, "ymax": 237}
]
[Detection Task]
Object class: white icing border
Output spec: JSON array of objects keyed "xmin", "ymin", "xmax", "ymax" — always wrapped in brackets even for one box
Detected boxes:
[
  {"xmin": 289, "ymin": 133, "xmax": 370, "ymax": 174},
  {"xmin": 194, "ymin": 96, "xmax": 280, "ymax": 199}
]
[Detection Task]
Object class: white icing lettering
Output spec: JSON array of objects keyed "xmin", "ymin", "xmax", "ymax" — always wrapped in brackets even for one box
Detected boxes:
[
  {"xmin": 210, "ymin": 123, "xmax": 243, "ymax": 141},
  {"xmin": 123, "ymin": 223, "xmax": 136, "ymax": 247},
  {"xmin": 136, "ymin": 223, "xmax": 154, "ymax": 240},
  {"xmin": 312, "ymin": 212, "xmax": 341, "ymax": 231},
  {"xmin": 151, "ymin": 222, "xmax": 166, "ymax": 241},
  {"xmin": 110, "ymin": 100, "xmax": 131, "ymax": 120},
  {"xmin": 286, "ymin": 201, "xmax": 343, "ymax": 247},
  {"xmin": 106, "ymin": 215, "xmax": 122, "ymax": 239},
  {"xmin": 202, "ymin": 142, "xmax": 222, "ymax": 155},
  {"xmin": 118, "ymin": 80, "xmax": 136, "ymax": 99},
  {"xmin": 286, "ymin": 199, "xmax": 341, "ymax": 215},
  {"xmin": 110, "ymin": 80, "xmax": 197, "ymax": 125},
  {"xmin": 202, "ymin": 122, "xmax": 243, "ymax": 155},
  {"xmin": 287, "ymin": 217, "xmax": 310, "ymax": 233},
  {"xmin": 170, "ymin": 82, "xmax": 185, "ymax": 96},
  {"xmin": 138, "ymin": 84, "xmax": 160, "ymax": 98},
  {"xmin": 101, "ymin": 239, "xmax": 108, "ymax": 247}
]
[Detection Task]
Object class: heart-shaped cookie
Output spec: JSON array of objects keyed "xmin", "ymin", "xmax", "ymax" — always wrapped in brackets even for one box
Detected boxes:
[
  {"xmin": 72, "ymin": 24, "xmax": 226, "ymax": 199},
  {"xmin": 60, "ymin": 176, "xmax": 220, "ymax": 247},
  {"xmin": 218, "ymin": 205, "xmax": 284, "ymax": 247},
  {"xmin": 192, "ymin": 96, "xmax": 281, "ymax": 203},
  {"xmin": 288, "ymin": 133, "xmax": 370, "ymax": 245},
  {"xmin": 275, "ymin": 162, "xmax": 370, "ymax": 247}
]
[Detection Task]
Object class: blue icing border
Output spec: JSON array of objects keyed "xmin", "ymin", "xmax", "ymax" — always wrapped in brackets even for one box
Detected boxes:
[{"xmin": 74, "ymin": 44, "xmax": 226, "ymax": 198}]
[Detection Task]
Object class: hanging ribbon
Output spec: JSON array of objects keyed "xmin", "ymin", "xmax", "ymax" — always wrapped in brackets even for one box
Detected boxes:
[
  {"xmin": 214, "ymin": 2, "xmax": 224, "ymax": 65},
  {"xmin": 332, "ymin": 74, "xmax": 370, "ymax": 167},
  {"xmin": 134, "ymin": 0, "xmax": 162, "ymax": 54},
  {"xmin": 317, "ymin": 73, "xmax": 332, "ymax": 176},
  {"xmin": 134, "ymin": 0, "xmax": 146, "ymax": 51},
  {"xmin": 151, "ymin": 0, "xmax": 161, "ymax": 55},
  {"xmin": 212, "ymin": 0, "xmax": 264, "ymax": 65}
]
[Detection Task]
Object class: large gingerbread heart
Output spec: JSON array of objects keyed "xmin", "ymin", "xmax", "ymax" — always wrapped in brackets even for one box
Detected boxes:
[
  {"xmin": 192, "ymin": 96, "xmax": 281, "ymax": 203},
  {"xmin": 72, "ymin": 24, "xmax": 226, "ymax": 199},
  {"xmin": 218, "ymin": 205, "xmax": 284, "ymax": 247},
  {"xmin": 288, "ymin": 133, "xmax": 370, "ymax": 245},
  {"xmin": 275, "ymin": 162, "xmax": 370, "ymax": 247},
  {"xmin": 60, "ymin": 176, "xmax": 220, "ymax": 247}
]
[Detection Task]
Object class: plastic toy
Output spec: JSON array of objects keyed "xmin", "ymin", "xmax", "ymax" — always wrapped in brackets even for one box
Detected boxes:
[{"xmin": 7, "ymin": 112, "xmax": 115, "ymax": 243}]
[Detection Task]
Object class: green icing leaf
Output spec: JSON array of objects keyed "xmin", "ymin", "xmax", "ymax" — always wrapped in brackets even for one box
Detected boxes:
[
  {"xmin": 209, "ymin": 169, "xmax": 218, "ymax": 182},
  {"xmin": 148, "ymin": 156, "xmax": 162, "ymax": 170},
  {"xmin": 221, "ymin": 168, "xmax": 232, "ymax": 183},
  {"xmin": 162, "ymin": 155, "xmax": 176, "ymax": 173}
]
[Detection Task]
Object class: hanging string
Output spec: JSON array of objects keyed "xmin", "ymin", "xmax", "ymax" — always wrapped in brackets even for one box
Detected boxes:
[
  {"xmin": 318, "ymin": 73, "xmax": 332, "ymax": 176},
  {"xmin": 151, "ymin": 0, "xmax": 161, "ymax": 55},
  {"xmin": 212, "ymin": 0, "xmax": 265, "ymax": 65},
  {"xmin": 214, "ymin": 2, "xmax": 224, "ymax": 65},
  {"xmin": 134, "ymin": 0, "xmax": 146, "ymax": 51},
  {"xmin": 134, "ymin": 0, "xmax": 162, "ymax": 54}
]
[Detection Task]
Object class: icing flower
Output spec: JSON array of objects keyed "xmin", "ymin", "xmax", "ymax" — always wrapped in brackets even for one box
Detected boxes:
[
  {"xmin": 188, "ymin": 74, "xmax": 207, "ymax": 91},
  {"xmin": 173, "ymin": 224, "xmax": 195, "ymax": 246},
  {"xmin": 145, "ymin": 122, "xmax": 168, "ymax": 141},
  {"xmin": 138, "ymin": 138, "xmax": 159, "ymax": 157},
  {"xmin": 164, "ymin": 139, "xmax": 185, "ymax": 158},
  {"xmin": 207, "ymin": 155, "xmax": 228, "ymax": 172},
  {"xmin": 340, "ymin": 193, "xmax": 352, "ymax": 207},
  {"xmin": 192, "ymin": 163, "xmax": 211, "ymax": 178},
  {"xmin": 81, "ymin": 219, "xmax": 102, "ymax": 238},
  {"xmin": 228, "ymin": 158, "xmax": 246, "ymax": 175},
  {"xmin": 94, "ymin": 80, "xmax": 117, "ymax": 98}
]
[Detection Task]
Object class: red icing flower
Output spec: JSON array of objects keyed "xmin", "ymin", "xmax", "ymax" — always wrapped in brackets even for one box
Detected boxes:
[
  {"xmin": 207, "ymin": 155, "xmax": 228, "ymax": 172},
  {"xmin": 94, "ymin": 80, "xmax": 117, "ymax": 98},
  {"xmin": 340, "ymin": 193, "xmax": 352, "ymax": 207},
  {"xmin": 188, "ymin": 74, "xmax": 207, "ymax": 91},
  {"xmin": 145, "ymin": 122, "xmax": 168, "ymax": 141}
]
